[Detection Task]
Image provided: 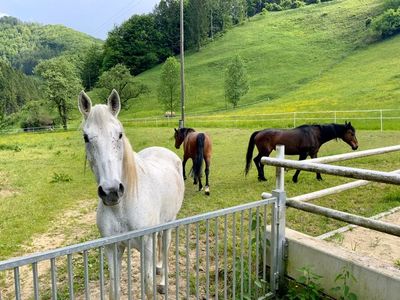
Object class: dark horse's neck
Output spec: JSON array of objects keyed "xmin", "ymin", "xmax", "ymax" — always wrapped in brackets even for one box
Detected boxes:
[
  {"xmin": 182, "ymin": 127, "xmax": 195, "ymax": 137},
  {"xmin": 318, "ymin": 124, "xmax": 346, "ymax": 144}
]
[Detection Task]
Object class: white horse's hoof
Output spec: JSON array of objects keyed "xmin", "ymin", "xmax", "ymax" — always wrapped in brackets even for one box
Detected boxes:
[{"xmin": 157, "ymin": 284, "xmax": 166, "ymax": 294}]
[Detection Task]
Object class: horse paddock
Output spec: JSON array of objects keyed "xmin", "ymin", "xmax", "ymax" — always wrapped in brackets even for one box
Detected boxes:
[{"xmin": 0, "ymin": 130, "xmax": 400, "ymax": 298}]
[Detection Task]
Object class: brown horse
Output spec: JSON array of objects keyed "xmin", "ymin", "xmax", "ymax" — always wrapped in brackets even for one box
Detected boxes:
[
  {"xmin": 174, "ymin": 127, "xmax": 212, "ymax": 195},
  {"xmin": 245, "ymin": 122, "xmax": 358, "ymax": 183}
]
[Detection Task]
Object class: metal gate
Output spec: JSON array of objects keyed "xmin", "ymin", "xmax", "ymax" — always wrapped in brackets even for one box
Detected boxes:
[{"xmin": 0, "ymin": 195, "xmax": 285, "ymax": 299}]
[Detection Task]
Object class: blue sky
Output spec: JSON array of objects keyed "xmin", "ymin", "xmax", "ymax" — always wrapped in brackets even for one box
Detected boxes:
[{"xmin": 0, "ymin": 0, "xmax": 160, "ymax": 40}]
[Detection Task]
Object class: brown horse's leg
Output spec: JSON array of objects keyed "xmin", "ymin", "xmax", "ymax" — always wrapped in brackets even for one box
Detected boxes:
[
  {"xmin": 254, "ymin": 152, "xmax": 268, "ymax": 181},
  {"xmin": 311, "ymin": 153, "xmax": 322, "ymax": 180},
  {"xmin": 292, "ymin": 153, "xmax": 307, "ymax": 183},
  {"xmin": 204, "ymin": 157, "xmax": 210, "ymax": 195}
]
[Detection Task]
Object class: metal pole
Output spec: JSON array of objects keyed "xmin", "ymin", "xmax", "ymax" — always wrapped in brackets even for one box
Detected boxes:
[
  {"xmin": 270, "ymin": 145, "xmax": 286, "ymax": 295},
  {"xmin": 179, "ymin": 0, "xmax": 185, "ymax": 129},
  {"xmin": 287, "ymin": 199, "xmax": 400, "ymax": 237}
]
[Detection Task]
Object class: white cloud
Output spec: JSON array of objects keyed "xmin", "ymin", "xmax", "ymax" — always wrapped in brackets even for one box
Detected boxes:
[{"xmin": 0, "ymin": 12, "xmax": 9, "ymax": 18}]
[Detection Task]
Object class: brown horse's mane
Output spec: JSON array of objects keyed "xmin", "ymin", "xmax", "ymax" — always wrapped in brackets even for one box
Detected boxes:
[
  {"xmin": 298, "ymin": 123, "xmax": 354, "ymax": 143},
  {"xmin": 181, "ymin": 127, "xmax": 195, "ymax": 136}
]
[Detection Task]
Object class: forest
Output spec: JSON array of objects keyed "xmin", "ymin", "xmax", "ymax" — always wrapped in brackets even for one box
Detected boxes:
[{"xmin": 0, "ymin": 0, "xmax": 399, "ymax": 130}]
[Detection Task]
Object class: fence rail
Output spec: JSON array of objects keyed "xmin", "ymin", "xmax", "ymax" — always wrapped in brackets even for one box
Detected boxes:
[
  {"xmin": 123, "ymin": 108, "xmax": 400, "ymax": 130},
  {"xmin": 262, "ymin": 144, "xmax": 400, "ymax": 240},
  {"xmin": 0, "ymin": 198, "xmax": 278, "ymax": 300}
]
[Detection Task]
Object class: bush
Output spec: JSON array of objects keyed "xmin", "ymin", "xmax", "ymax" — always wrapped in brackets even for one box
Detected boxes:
[
  {"xmin": 304, "ymin": 0, "xmax": 321, "ymax": 4},
  {"xmin": 20, "ymin": 115, "xmax": 54, "ymax": 130},
  {"xmin": 265, "ymin": 3, "xmax": 283, "ymax": 11},
  {"xmin": 384, "ymin": 0, "xmax": 400, "ymax": 10},
  {"xmin": 372, "ymin": 8, "xmax": 400, "ymax": 38}
]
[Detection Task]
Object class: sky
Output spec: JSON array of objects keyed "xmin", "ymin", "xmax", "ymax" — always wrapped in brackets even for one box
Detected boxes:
[{"xmin": 0, "ymin": 0, "xmax": 161, "ymax": 40}]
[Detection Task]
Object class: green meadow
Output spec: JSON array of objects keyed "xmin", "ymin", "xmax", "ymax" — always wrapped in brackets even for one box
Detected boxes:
[
  {"xmin": 0, "ymin": 127, "xmax": 399, "ymax": 260},
  {"xmin": 102, "ymin": 0, "xmax": 400, "ymax": 121}
]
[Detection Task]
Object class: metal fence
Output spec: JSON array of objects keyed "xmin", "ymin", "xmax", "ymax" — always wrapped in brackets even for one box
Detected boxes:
[
  {"xmin": 0, "ymin": 198, "xmax": 286, "ymax": 300},
  {"xmin": 123, "ymin": 108, "xmax": 400, "ymax": 131}
]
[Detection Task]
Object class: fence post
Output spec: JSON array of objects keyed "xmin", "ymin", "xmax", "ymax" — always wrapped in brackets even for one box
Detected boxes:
[
  {"xmin": 380, "ymin": 109, "xmax": 383, "ymax": 132},
  {"xmin": 270, "ymin": 145, "xmax": 286, "ymax": 295}
]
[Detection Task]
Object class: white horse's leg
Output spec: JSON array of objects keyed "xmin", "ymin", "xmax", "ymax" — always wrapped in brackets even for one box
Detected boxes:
[
  {"xmin": 143, "ymin": 236, "xmax": 155, "ymax": 299},
  {"xmin": 157, "ymin": 229, "xmax": 172, "ymax": 294},
  {"xmin": 156, "ymin": 231, "xmax": 163, "ymax": 273},
  {"xmin": 105, "ymin": 243, "xmax": 125, "ymax": 300}
]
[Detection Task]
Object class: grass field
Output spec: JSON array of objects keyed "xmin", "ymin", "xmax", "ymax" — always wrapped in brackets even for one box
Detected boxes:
[
  {"xmin": 101, "ymin": 0, "xmax": 400, "ymax": 120},
  {"xmin": 0, "ymin": 127, "xmax": 399, "ymax": 261}
]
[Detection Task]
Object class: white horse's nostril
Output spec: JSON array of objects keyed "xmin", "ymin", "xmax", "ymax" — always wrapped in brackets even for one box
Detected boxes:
[{"xmin": 118, "ymin": 183, "xmax": 125, "ymax": 196}]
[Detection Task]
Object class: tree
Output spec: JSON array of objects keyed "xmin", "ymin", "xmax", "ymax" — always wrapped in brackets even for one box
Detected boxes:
[
  {"xmin": 372, "ymin": 8, "xmax": 400, "ymax": 38},
  {"xmin": 102, "ymin": 14, "xmax": 165, "ymax": 75},
  {"xmin": 35, "ymin": 56, "xmax": 82, "ymax": 129},
  {"xmin": 158, "ymin": 57, "xmax": 180, "ymax": 115},
  {"xmin": 187, "ymin": 0, "xmax": 209, "ymax": 51},
  {"xmin": 224, "ymin": 54, "xmax": 249, "ymax": 108},
  {"xmin": 96, "ymin": 64, "xmax": 148, "ymax": 109},
  {"xmin": 81, "ymin": 44, "xmax": 104, "ymax": 90}
]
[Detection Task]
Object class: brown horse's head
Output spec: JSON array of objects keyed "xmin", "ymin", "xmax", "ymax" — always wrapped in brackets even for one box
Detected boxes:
[
  {"xmin": 342, "ymin": 121, "xmax": 358, "ymax": 150},
  {"xmin": 174, "ymin": 128, "xmax": 185, "ymax": 149}
]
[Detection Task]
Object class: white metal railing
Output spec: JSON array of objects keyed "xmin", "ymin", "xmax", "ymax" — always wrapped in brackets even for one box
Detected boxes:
[
  {"xmin": 262, "ymin": 145, "xmax": 400, "ymax": 238},
  {"xmin": 0, "ymin": 198, "xmax": 281, "ymax": 299}
]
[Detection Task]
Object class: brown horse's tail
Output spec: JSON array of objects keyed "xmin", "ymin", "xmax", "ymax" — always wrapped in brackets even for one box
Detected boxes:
[
  {"xmin": 245, "ymin": 130, "xmax": 260, "ymax": 175},
  {"xmin": 193, "ymin": 133, "xmax": 205, "ymax": 181}
]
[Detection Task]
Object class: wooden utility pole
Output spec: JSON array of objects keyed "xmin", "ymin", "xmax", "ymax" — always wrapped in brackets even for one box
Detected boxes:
[{"xmin": 179, "ymin": 0, "xmax": 185, "ymax": 128}]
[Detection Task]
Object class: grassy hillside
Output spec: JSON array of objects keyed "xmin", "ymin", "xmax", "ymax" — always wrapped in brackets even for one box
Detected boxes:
[
  {"xmin": 118, "ymin": 0, "xmax": 395, "ymax": 119},
  {"xmin": 0, "ymin": 16, "xmax": 101, "ymax": 74}
]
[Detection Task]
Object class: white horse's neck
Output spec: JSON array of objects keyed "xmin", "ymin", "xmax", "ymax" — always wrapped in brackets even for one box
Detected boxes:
[{"xmin": 122, "ymin": 136, "xmax": 137, "ymax": 196}]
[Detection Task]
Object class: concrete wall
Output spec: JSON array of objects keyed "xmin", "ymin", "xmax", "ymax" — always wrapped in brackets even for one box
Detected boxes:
[{"xmin": 284, "ymin": 229, "xmax": 400, "ymax": 300}]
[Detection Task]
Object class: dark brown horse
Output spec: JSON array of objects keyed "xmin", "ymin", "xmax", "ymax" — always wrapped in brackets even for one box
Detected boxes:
[
  {"xmin": 245, "ymin": 122, "xmax": 358, "ymax": 183},
  {"xmin": 174, "ymin": 127, "xmax": 212, "ymax": 195}
]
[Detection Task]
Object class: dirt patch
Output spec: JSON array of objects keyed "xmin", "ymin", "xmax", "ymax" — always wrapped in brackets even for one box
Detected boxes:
[
  {"xmin": 329, "ymin": 211, "xmax": 400, "ymax": 268},
  {"xmin": 0, "ymin": 189, "xmax": 18, "ymax": 198},
  {"xmin": 0, "ymin": 172, "xmax": 19, "ymax": 198},
  {"xmin": 0, "ymin": 198, "xmax": 97, "ymax": 299}
]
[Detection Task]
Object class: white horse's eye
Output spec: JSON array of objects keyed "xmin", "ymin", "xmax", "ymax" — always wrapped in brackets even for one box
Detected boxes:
[
  {"xmin": 119, "ymin": 133, "xmax": 123, "ymax": 139},
  {"xmin": 83, "ymin": 134, "xmax": 89, "ymax": 143}
]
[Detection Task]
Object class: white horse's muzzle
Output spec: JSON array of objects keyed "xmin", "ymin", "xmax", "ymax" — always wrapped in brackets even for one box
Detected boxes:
[{"xmin": 98, "ymin": 182, "xmax": 125, "ymax": 206}]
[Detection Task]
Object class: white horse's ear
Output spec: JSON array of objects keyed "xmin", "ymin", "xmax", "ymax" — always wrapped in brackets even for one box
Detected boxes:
[
  {"xmin": 78, "ymin": 90, "xmax": 92, "ymax": 119},
  {"xmin": 107, "ymin": 89, "xmax": 121, "ymax": 117}
]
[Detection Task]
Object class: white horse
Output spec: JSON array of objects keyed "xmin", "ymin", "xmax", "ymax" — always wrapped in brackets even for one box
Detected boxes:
[{"xmin": 78, "ymin": 90, "xmax": 185, "ymax": 299}]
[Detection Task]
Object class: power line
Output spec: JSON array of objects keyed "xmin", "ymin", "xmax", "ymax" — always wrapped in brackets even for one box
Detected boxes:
[{"xmin": 91, "ymin": 0, "xmax": 146, "ymax": 38}]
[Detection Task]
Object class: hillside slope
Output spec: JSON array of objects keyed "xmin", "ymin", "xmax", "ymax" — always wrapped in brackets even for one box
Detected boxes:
[
  {"xmin": 126, "ymin": 0, "xmax": 390, "ymax": 118},
  {"xmin": 0, "ymin": 16, "xmax": 101, "ymax": 74}
]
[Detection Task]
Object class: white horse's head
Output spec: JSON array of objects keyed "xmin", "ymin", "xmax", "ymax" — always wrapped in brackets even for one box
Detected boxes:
[{"xmin": 78, "ymin": 89, "xmax": 126, "ymax": 206}]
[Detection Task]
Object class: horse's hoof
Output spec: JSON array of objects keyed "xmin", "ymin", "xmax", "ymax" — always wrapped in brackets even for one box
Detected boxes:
[
  {"xmin": 205, "ymin": 186, "xmax": 210, "ymax": 196},
  {"xmin": 156, "ymin": 266, "xmax": 162, "ymax": 275},
  {"xmin": 157, "ymin": 284, "xmax": 166, "ymax": 294},
  {"xmin": 292, "ymin": 178, "xmax": 298, "ymax": 183},
  {"xmin": 258, "ymin": 177, "xmax": 267, "ymax": 182}
]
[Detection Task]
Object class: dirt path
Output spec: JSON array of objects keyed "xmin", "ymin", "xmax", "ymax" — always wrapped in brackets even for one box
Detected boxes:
[
  {"xmin": 1, "ymin": 198, "xmax": 97, "ymax": 300},
  {"xmin": 328, "ymin": 211, "xmax": 400, "ymax": 268}
]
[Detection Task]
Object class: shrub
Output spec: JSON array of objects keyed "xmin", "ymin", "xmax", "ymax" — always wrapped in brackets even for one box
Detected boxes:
[
  {"xmin": 50, "ymin": 172, "xmax": 72, "ymax": 183},
  {"xmin": 265, "ymin": 3, "xmax": 283, "ymax": 11},
  {"xmin": 372, "ymin": 8, "xmax": 400, "ymax": 38},
  {"xmin": 384, "ymin": 0, "xmax": 400, "ymax": 10}
]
